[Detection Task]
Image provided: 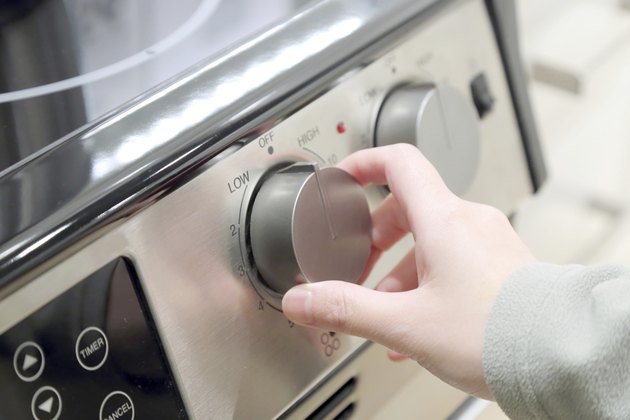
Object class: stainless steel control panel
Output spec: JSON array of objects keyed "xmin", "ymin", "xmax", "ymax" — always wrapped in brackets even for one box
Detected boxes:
[{"xmin": 0, "ymin": 1, "xmax": 533, "ymax": 418}]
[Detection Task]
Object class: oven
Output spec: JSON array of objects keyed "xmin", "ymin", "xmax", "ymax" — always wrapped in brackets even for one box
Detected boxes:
[{"xmin": 0, "ymin": 0, "xmax": 545, "ymax": 418}]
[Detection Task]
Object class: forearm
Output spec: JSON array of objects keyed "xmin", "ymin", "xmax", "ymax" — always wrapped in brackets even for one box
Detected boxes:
[{"xmin": 484, "ymin": 263, "xmax": 630, "ymax": 419}]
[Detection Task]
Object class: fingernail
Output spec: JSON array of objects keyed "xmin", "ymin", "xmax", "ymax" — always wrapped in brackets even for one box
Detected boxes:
[
  {"xmin": 283, "ymin": 286, "xmax": 313, "ymax": 324},
  {"xmin": 376, "ymin": 283, "xmax": 393, "ymax": 292}
]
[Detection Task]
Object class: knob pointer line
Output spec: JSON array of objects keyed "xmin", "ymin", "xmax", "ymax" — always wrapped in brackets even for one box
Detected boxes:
[{"xmin": 312, "ymin": 163, "xmax": 337, "ymax": 241}]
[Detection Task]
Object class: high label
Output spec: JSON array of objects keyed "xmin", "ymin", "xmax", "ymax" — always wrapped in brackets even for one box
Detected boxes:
[{"xmin": 297, "ymin": 126, "xmax": 320, "ymax": 147}]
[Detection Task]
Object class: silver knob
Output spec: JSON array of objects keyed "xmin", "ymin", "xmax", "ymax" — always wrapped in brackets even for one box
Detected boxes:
[
  {"xmin": 249, "ymin": 163, "xmax": 371, "ymax": 295},
  {"xmin": 375, "ymin": 83, "xmax": 481, "ymax": 195}
]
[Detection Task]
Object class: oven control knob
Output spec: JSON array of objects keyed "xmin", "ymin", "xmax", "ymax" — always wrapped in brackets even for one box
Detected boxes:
[
  {"xmin": 375, "ymin": 83, "xmax": 481, "ymax": 194},
  {"xmin": 249, "ymin": 163, "xmax": 371, "ymax": 295}
]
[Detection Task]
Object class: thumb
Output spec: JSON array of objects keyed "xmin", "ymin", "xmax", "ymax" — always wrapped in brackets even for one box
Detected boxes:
[{"xmin": 282, "ymin": 281, "xmax": 416, "ymax": 347}]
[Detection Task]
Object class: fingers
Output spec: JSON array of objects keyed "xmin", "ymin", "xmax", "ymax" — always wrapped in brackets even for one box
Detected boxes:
[
  {"xmin": 376, "ymin": 249, "xmax": 419, "ymax": 292},
  {"xmin": 355, "ymin": 246, "xmax": 382, "ymax": 285},
  {"xmin": 387, "ymin": 349, "xmax": 408, "ymax": 362},
  {"xmin": 342, "ymin": 145, "xmax": 450, "ymax": 285},
  {"xmin": 282, "ymin": 281, "xmax": 418, "ymax": 348},
  {"xmin": 354, "ymin": 195, "xmax": 410, "ymax": 285},
  {"xmin": 338, "ymin": 144, "xmax": 454, "ymax": 235},
  {"xmin": 289, "ymin": 146, "xmax": 446, "ymax": 353},
  {"xmin": 371, "ymin": 194, "xmax": 409, "ymax": 252}
]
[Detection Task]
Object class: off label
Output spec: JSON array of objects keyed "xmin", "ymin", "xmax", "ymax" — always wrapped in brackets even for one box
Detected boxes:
[
  {"xmin": 228, "ymin": 171, "xmax": 250, "ymax": 193},
  {"xmin": 257, "ymin": 131, "xmax": 274, "ymax": 148}
]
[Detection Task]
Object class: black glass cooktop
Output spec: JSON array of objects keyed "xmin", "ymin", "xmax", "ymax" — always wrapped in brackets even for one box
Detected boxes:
[{"xmin": 0, "ymin": 0, "xmax": 312, "ymax": 173}]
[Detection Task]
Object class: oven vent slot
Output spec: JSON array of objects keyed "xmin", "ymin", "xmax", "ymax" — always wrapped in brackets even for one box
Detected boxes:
[
  {"xmin": 333, "ymin": 402, "xmax": 355, "ymax": 420},
  {"xmin": 306, "ymin": 377, "xmax": 357, "ymax": 420}
]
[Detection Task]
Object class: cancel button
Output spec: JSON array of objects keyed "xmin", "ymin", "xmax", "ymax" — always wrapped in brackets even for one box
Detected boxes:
[{"xmin": 100, "ymin": 391, "xmax": 134, "ymax": 420}]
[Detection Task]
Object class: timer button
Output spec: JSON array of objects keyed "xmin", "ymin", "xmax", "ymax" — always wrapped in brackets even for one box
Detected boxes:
[
  {"xmin": 248, "ymin": 163, "xmax": 371, "ymax": 295},
  {"xmin": 75, "ymin": 326, "xmax": 109, "ymax": 371}
]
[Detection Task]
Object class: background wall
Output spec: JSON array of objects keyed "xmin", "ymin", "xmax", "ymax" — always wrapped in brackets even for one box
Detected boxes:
[
  {"xmin": 482, "ymin": 1, "xmax": 630, "ymax": 418},
  {"xmin": 514, "ymin": 0, "xmax": 630, "ymax": 267}
]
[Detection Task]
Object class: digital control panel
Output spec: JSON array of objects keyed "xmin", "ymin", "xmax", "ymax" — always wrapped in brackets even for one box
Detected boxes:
[{"xmin": 0, "ymin": 259, "xmax": 186, "ymax": 420}]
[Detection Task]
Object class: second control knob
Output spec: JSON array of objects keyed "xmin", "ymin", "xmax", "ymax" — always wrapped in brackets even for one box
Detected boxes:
[
  {"xmin": 248, "ymin": 163, "xmax": 371, "ymax": 295},
  {"xmin": 375, "ymin": 83, "xmax": 481, "ymax": 195}
]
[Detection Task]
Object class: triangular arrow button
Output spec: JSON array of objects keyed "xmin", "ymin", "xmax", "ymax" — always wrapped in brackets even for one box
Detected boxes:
[
  {"xmin": 38, "ymin": 396, "xmax": 53, "ymax": 413},
  {"xmin": 22, "ymin": 354, "xmax": 38, "ymax": 371}
]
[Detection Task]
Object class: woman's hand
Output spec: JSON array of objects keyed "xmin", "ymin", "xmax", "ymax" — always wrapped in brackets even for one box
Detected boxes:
[{"xmin": 282, "ymin": 144, "xmax": 535, "ymax": 399}]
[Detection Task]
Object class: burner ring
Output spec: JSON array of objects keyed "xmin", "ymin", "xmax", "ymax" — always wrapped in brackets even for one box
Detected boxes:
[{"xmin": 0, "ymin": 0, "xmax": 220, "ymax": 104}]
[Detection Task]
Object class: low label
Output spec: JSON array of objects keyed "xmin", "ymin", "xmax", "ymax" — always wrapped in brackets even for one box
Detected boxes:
[{"xmin": 228, "ymin": 171, "xmax": 250, "ymax": 193}]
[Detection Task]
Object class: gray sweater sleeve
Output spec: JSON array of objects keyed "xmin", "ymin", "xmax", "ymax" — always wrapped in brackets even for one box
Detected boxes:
[{"xmin": 483, "ymin": 263, "xmax": 630, "ymax": 419}]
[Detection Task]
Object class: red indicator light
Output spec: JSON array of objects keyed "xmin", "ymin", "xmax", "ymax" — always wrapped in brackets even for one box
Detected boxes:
[{"xmin": 336, "ymin": 122, "xmax": 346, "ymax": 134}]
